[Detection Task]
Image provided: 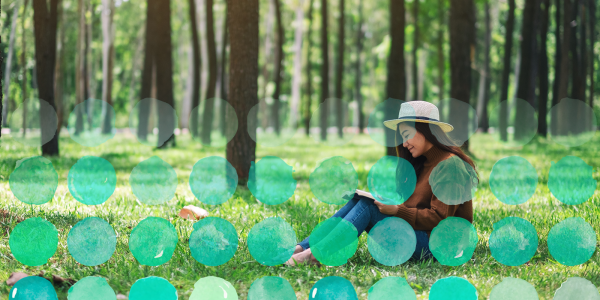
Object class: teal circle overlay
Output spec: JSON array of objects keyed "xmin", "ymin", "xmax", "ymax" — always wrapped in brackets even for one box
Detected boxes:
[
  {"xmin": 367, "ymin": 277, "xmax": 416, "ymax": 300},
  {"xmin": 129, "ymin": 217, "xmax": 178, "ymax": 266},
  {"xmin": 429, "ymin": 155, "xmax": 478, "ymax": 205},
  {"xmin": 309, "ymin": 217, "xmax": 358, "ymax": 266},
  {"xmin": 67, "ymin": 276, "xmax": 116, "ymax": 300},
  {"xmin": 489, "ymin": 217, "xmax": 538, "ymax": 266},
  {"xmin": 9, "ymin": 156, "xmax": 58, "ymax": 205},
  {"xmin": 190, "ymin": 217, "xmax": 238, "ymax": 266},
  {"xmin": 429, "ymin": 276, "xmax": 477, "ymax": 300},
  {"xmin": 9, "ymin": 217, "xmax": 58, "ymax": 266},
  {"xmin": 248, "ymin": 276, "xmax": 296, "ymax": 300},
  {"xmin": 367, "ymin": 156, "xmax": 416, "ymax": 205},
  {"xmin": 367, "ymin": 217, "xmax": 416, "ymax": 266},
  {"xmin": 548, "ymin": 156, "xmax": 597, "ymax": 205},
  {"xmin": 309, "ymin": 156, "xmax": 358, "ymax": 205},
  {"xmin": 429, "ymin": 217, "xmax": 478, "ymax": 266},
  {"xmin": 248, "ymin": 156, "xmax": 297, "ymax": 205},
  {"xmin": 489, "ymin": 277, "xmax": 539, "ymax": 300},
  {"xmin": 67, "ymin": 156, "xmax": 117, "ymax": 205},
  {"xmin": 190, "ymin": 276, "xmax": 238, "ymax": 300},
  {"xmin": 67, "ymin": 98, "xmax": 116, "ymax": 147},
  {"xmin": 129, "ymin": 156, "xmax": 178, "ymax": 205},
  {"xmin": 247, "ymin": 217, "xmax": 296, "ymax": 266},
  {"xmin": 129, "ymin": 276, "xmax": 177, "ymax": 300},
  {"xmin": 489, "ymin": 156, "xmax": 538, "ymax": 205},
  {"xmin": 554, "ymin": 277, "xmax": 600, "ymax": 300},
  {"xmin": 9, "ymin": 276, "xmax": 58, "ymax": 300},
  {"xmin": 309, "ymin": 276, "xmax": 358, "ymax": 300},
  {"xmin": 189, "ymin": 156, "xmax": 238, "ymax": 205},
  {"xmin": 547, "ymin": 217, "xmax": 596, "ymax": 266},
  {"xmin": 67, "ymin": 217, "xmax": 117, "ymax": 266}
]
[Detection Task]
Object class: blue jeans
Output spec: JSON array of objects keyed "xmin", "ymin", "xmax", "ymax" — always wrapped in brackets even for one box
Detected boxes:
[{"xmin": 298, "ymin": 194, "xmax": 434, "ymax": 261}]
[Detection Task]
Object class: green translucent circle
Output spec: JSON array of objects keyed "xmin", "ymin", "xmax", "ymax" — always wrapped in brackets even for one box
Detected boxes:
[
  {"xmin": 489, "ymin": 156, "xmax": 538, "ymax": 205},
  {"xmin": 190, "ymin": 217, "xmax": 238, "ymax": 266},
  {"xmin": 548, "ymin": 156, "xmax": 597, "ymax": 205},
  {"xmin": 129, "ymin": 276, "xmax": 177, "ymax": 300},
  {"xmin": 367, "ymin": 277, "xmax": 416, "ymax": 300},
  {"xmin": 489, "ymin": 217, "xmax": 538, "ymax": 266},
  {"xmin": 489, "ymin": 277, "xmax": 539, "ymax": 300},
  {"xmin": 429, "ymin": 156, "xmax": 478, "ymax": 205},
  {"xmin": 67, "ymin": 217, "xmax": 116, "ymax": 266},
  {"xmin": 429, "ymin": 276, "xmax": 477, "ymax": 300},
  {"xmin": 189, "ymin": 156, "xmax": 238, "ymax": 205},
  {"xmin": 309, "ymin": 276, "xmax": 358, "ymax": 300},
  {"xmin": 9, "ymin": 156, "xmax": 58, "ymax": 205},
  {"xmin": 248, "ymin": 156, "xmax": 296, "ymax": 205},
  {"xmin": 553, "ymin": 277, "xmax": 600, "ymax": 300},
  {"xmin": 67, "ymin": 99, "xmax": 116, "ymax": 147},
  {"xmin": 367, "ymin": 156, "xmax": 415, "ymax": 205},
  {"xmin": 68, "ymin": 156, "xmax": 117, "ymax": 205},
  {"xmin": 129, "ymin": 156, "xmax": 178, "ymax": 205},
  {"xmin": 9, "ymin": 217, "xmax": 58, "ymax": 266},
  {"xmin": 547, "ymin": 217, "xmax": 596, "ymax": 266},
  {"xmin": 247, "ymin": 217, "xmax": 296, "ymax": 266},
  {"xmin": 309, "ymin": 156, "xmax": 358, "ymax": 205},
  {"xmin": 429, "ymin": 217, "xmax": 478, "ymax": 266},
  {"xmin": 9, "ymin": 276, "xmax": 58, "ymax": 300},
  {"xmin": 67, "ymin": 276, "xmax": 116, "ymax": 300},
  {"xmin": 247, "ymin": 276, "xmax": 296, "ymax": 300},
  {"xmin": 367, "ymin": 217, "xmax": 416, "ymax": 266},
  {"xmin": 309, "ymin": 217, "xmax": 358, "ymax": 266},
  {"xmin": 190, "ymin": 276, "xmax": 238, "ymax": 300},
  {"xmin": 129, "ymin": 217, "xmax": 178, "ymax": 266}
]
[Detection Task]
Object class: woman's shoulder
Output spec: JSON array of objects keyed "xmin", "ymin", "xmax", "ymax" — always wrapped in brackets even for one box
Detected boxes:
[{"xmin": 431, "ymin": 153, "xmax": 476, "ymax": 180}]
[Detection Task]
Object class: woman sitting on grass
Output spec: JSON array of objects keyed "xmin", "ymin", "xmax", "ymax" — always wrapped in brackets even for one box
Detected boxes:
[{"xmin": 286, "ymin": 101, "xmax": 479, "ymax": 266}]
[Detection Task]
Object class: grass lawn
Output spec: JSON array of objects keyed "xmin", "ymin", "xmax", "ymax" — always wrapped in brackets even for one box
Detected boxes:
[{"xmin": 0, "ymin": 131, "xmax": 599, "ymax": 299}]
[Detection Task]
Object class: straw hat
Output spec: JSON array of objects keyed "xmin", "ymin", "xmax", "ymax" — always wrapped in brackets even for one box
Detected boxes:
[{"xmin": 383, "ymin": 101, "xmax": 454, "ymax": 132}]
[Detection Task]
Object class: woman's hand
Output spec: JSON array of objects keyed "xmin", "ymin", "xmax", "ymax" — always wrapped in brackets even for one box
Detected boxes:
[{"xmin": 374, "ymin": 200, "xmax": 399, "ymax": 215}]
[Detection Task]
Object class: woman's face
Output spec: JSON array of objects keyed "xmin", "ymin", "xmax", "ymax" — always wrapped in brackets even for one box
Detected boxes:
[{"xmin": 399, "ymin": 122, "xmax": 433, "ymax": 158}]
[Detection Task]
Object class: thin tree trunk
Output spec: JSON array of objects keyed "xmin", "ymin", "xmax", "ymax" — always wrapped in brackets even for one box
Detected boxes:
[
  {"xmin": 355, "ymin": 0, "xmax": 364, "ymax": 133},
  {"xmin": 219, "ymin": 11, "xmax": 228, "ymax": 136},
  {"xmin": 577, "ymin": 0, "xmax": 587, "ymax": 132},
  {"xmin": 556, "ymin": 0, "xmax": 571, "ymax": 135},
  {"xmin": 271, "ymin": 0, "xmax": 284, "ymax": 135},
  {"xmin": 201, "ymin": 0, "xmax": 217, "ymax": 144},
  {"xmin": 290, "ymin": 0, "xmax": 304, "ymax": 131},
  {"xmin": 550, "ymin": 0, "xmax": 561, "ymax": 135},
  {"xmin": 101, "ymin": 0, "xmax": 115, "ymax": 134},
  {"xmin": 334, "ymin": 0, "xmax": 345, "ymax": 138},
  {"xmin": 412, "ymin": 0, "xmax": 419, "ymax": 100},
  {"xmin": 589, "ymin": 0, "xmax": 595, "ymax": 128},
  {"xmin": 188, "ymin": 0, "xmax": 202, "ymax": 137},
  {"xmin": 449, "ymin": 0, "xmax": 475, "ymax": 152},
  {"xmin": 476, "ymin": 0, "xmax": 491, "ymax": 132},
  {"xmin": 32, "ymin": 0, "xmax": 60, "ymax": 156},
  {"xmin": 499, "ymin": 0, "xmax": 515, "ymax": 141},
  {"xmin": 226, "ymin": 0, "xmax": 259, "ymax": 185},
  {"xmin": 260, "ymin": 0, "xmax": 274, "ymax": 130},
  {"xmin": 386, "ymin": 0, "xmax": 406, "ymax": 156},
  {"xmin": 537, "ymin": 0, "xmax": 550, "ymax": 136},
  {"xmin": 75, "ymin": 0, "xmax": 85, "ymax": 135},
  {"xmin": 128, "ymin": 25, "xmax": 145, "ymax": 112},
  {"xmin": 2, "ymin": 1, "xmax": 20, "ymax": 127},
  {"xmin": 155, "ymin": 0, "xmax": 176, "ymax": 148},
  {"xmin": 319, "ymin": 0, "xmax": 330, "ymax": 140},
  {"xmin": 21, "ymin": 0, "xmax": 29, "ymax": 138},
  {"xmin": 436, "ymin": 0, "xmax": 445, "ymax": 119},
  {"xmin": 304, "ymin": 0, "xmax": 314, "ymax": 136},
  {"xmin": 54, "ymin": 0, "xmax": 65, "ymax": 134},
  {"xmin": 138, "ymin": 0, "xmax": 158, "ymax": 141}
]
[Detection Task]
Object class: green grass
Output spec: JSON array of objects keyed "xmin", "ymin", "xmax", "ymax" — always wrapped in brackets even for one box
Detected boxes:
[{"xmin": 1, "ymin": 131, "xmax": 599, "ymax": 299}]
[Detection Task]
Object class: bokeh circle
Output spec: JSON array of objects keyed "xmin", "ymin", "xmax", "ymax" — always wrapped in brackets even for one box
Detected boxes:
[
  {"xmin": 247, "ymin": 156, "xmax": 296, "ymax": 205},
  {"xmin": 548, "ymin": 156, "xmax": 597, "ymax": 205},
  {"xmin": 547, "ymin": 217, "xmax": 596, "ymax": 266},
  {"xmin": 67, "ymin": 217, "xmax": 116, "ymax": 266},
  {"xmin": 367, "ymin": 155, "xmax": 416, "ymax": 205},
  {"xmin": 8, "ymin": 98, "xmax": 58, "ymax": 147},
  {"xmin": 247, "ymin": 217, "xmax": 297, "ymax": 266},
  {"xmin": 489, "ymin": 156, "xmax": 538, "ymax": 205},
  {"xmin": 189, "ymin": 217, "xmax": 238, "ymax": 266},
  {"xmin": 309, "ymin": 217, "xmax": 358, "ymax": 266},
  {"xmin": 309, "ymin": 276, "xmax": 358, "ymax": 300},
  {"xmin": 9, "ymin": 156, "xmax": 58, "ymax": 205},
  {"xmin": 489, "ymin": 217, "xmax": 538, "ymax": 266},
  {"xmin": 189, "ymin": 156, "xmax": 238, "ymax": 205},
  {"xmin": 247, "ymin": 276, "xmax": 296, "ymax": 300},
  {"xmin": 489, "ymin": 277, "xmax": 539, "ymax": 300},
  {"xmin": 189, "ymin": 276, "xmax": 238, "ymax": 300},
  {"xmin": 67, "ymin": 156, "xmax": 117, "ymax": 205},
  {"xmin": 128, "ymin": 276, "xmax": 177, "ymax": 300},
  {"xmin": 129, "ymin": 156, "xmax": 178, "ymax": 205},
  {"xmin": 67, "ymin": 99, "xmax": 116, "ymax": 147},
  {"xmin": 367, "ymin": 277, "xmax": 416, "ymax": 300},
  {"xmin": 429, "ymin": 276, "xmax": 477, "ymax": 300},
  {"xmin": 309, "ymin": 156, "xmax": 358, "ymax": 205},
  {"xmin": 67, "ymin": 276, "xmax": 116, "ymax": 300},
  {"xmin": 429, "ymin": 217, "xmax": 478, "ymax": 266},
  {"xmin": 9, "ymin": 217, "xmax": 58, "ymax": 266},
  {"xmin": 367, "ymin": 217, "xmax": 416, "ymax": 266},
  {"xmin": 129, "ymin": 217, "xmax": 178, "ymax": 266}
]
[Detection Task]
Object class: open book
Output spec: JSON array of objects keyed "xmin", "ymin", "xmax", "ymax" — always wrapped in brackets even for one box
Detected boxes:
[{"xmin": 341, "ymin": 189, "xmax": 377, "ymax": 201}]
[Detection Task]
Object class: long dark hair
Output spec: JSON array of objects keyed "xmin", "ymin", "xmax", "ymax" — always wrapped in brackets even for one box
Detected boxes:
[{"xmin": 395, "ymin": 121, "xmax": 478, "ymax": 179}]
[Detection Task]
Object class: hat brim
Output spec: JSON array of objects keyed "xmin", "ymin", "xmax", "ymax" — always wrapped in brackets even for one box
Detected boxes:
[{"xmin": 383, "ymin": 119, "xmax": 454, "ymax": 133}]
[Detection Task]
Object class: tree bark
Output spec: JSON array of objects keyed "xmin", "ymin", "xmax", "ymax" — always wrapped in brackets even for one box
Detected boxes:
[
  {"xmin": 556, "ymin": 0, "xmax": 571, "ymax": 135},
  {"xmin": 355, "ymin": 0, "xmax": 364, "ymax": 133},
  {"xmin": 188, "ymin": 0, "xmax": 202, "ymax": 137},
  {"xmin": 537, "ymin": 0, "xmax": 550, "ymax": 136},
  {"xmin": 385, "ymin": 0, "xmax": 406, "ymax": 156},
  {"xmin": 436, "ymin": 0, "xmax": 445, "ymax": 119},
  {"xmin": 219, "ymin": 10, "xmax": 229, "ymax": 137},
  {"xmin": 2, "ymin": 1, "xmax": 20, "ymax": 127},
  {"xmin": 412, "ymin": 0, "xmax": 419, "ymax": 101},
  {"xmin": 271, "ymin": 0, "xmax": 284, "ymax": 135},
  {"xmin": 155, "ymin": 0, "xmax": 176, "ymax": 148},
  {"xmin": 550, "ymin": 0, "xmax": 561, "ymax": 135},
  {"xmin": 21, "ymin": 0, "xmax": 29, "ymax": 138},
  {"xmin": 476, "ymin": 0, "xmax": 491, "ymax": 132},
  {"xmin": 75, "ymin": 0, "xmax": 85, "ymax": 136},
  {"xmin": 304, "ymin": 0, "xmax": 314, "ymax": 136},
  {"xmin": 32, "ymin": 0, "xmax": 60, "ymax": 156},
  {"xmin": 201, "ymin": 0, "xmax": 218, "ymax": 144},
  {"xmin": 589, "ymin": 0, "xmax": 595, "ymax": 124},
  {"xmin": 138, "ymin": 0, "xmax": 159, "ymax": 141},
  {"xmin": 226, "ymin": 0, "xmax": 259, "ymax": 185},
  {"xmin": 449, "ymin": 0, "xmax": 475, "ymax": 152},
  {"xmin": 101, "ymin": 0, "xmax": 115, "ymax": 134},
  {"xmin": 334, "ymin": 0, "xmax": 345, "ymax": 138},
  {"xmin": 290, "ymin": 0, "xmax": 304, "ymax": 131},
  {"xmin": 499, "ymin": 0, "xmax": 516, "ymax": 141},
  {"xmin": 319, "ymin": 0, "xmax": 330, "ymax": 141},
  {"xmin": 54, "ymin": 0, "xmax": 65, "ymax": 134}
]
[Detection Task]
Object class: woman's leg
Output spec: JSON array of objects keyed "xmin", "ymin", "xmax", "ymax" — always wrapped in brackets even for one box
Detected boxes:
[{"xmin": 410, "ymin": 230, "xmax": 434, "ymax": 261}]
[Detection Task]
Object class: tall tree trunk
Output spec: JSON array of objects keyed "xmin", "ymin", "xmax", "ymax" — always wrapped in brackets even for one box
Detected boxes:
[
  {"xmin": 476, "ymin": 0, "xmax": 491, "ymax": 132},
  {"xmin": 260, "ymin": 0, "xmax": 274, "ymax": 131},
  {"xmin": 54, "ymin": 0, "xmax": 65, "ymax": 134},
  {"xmin": 577, "ymin": 0, "xmax": 588, "ymax": 132},
  {"xmin": 101, "ymin": 0, "xmax": 115, "ymax": 134},
  {"xmin": 436, "ymin": 0, "xmax": 445, "ymax": 119},
  {"xmin": 556, "ymin": 0, "xmax": 571, "ymax": 135},
  {"xmin": 385, "ymin": 0, "xmax": 406, "ymax": 156},
  {"xmin": 271, "ymin": 0, "xmax": 284, "ymax": 135},
  {"xmin": 32, "ymin": 0, "xmax": 60, "ymax": 156},
  {"xmin": 226, "ymin": 0, "xmax": 259, "ymax": 185},
  {"xmin": 219, "ymin": 11, "xmax": 228, "ymax": 137},
  {"xmin": 355, "ymin": 0, "xmax": 364, "ymax": 133},
  {"xmin": 201, "ymin": 0, "xmax": 217, "ymax": 144},
  {"xmin": 514, "ymin": 0, "xmax": 541, "ymax": 141},
  {"xmin": 155, "ymin": 0, "xmax": 176, "ymax": 148},
  {"xmin": 290, "ymin": 0, "xmax": 304, "ymax": 131},
  {"xmin": 75, "ymin": 0, "xmax": 85, "ymax": 136},
  {"xmin": 2, "ymin": 1, "xmax": 20, "ymax": 127},
  {"xmin": 334, "ymin": 0, "xmax": 345, "ymax": 138},
  {"xmin": 138, "ymin": 0, "xmax": 158, "ymax": 141},
  {"xmin": 449, "ymin": 0, "xmax": 475, "ymax": 152},
  {"xmin": 21, "ymin": 0, "xmax": 29, "ymax": 138},
  {"xmin": 412, "ymin": 0, "xmax": 419, "ymax": 100},
  {"xmin": 304, "ymin": 0, "xmax": 314, "ymax": 136},
  {"xmin": 128, "ymin": 26, "xmax": 144, "ymax": 112},
  {"xmin": 537, "ymin": 0, "xmax": 550, "ymax": 137},
  {"xmin": 550, "ymin": 0, "xmax": 561, "ymax": 135},
  {"xmin": 188, "ymin": 0, "xmax": 202, "ymax": 137},
  {"xmin": 589, "ymin": 0, "xmax": 595, "ymax": 126},
  {"xmin": 319, "ymin": 0, "xmax": 330, "ymax": 140},
  {"xmin": 499, "ymin": 0, "xmax": 515, "ymax": 141}
]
